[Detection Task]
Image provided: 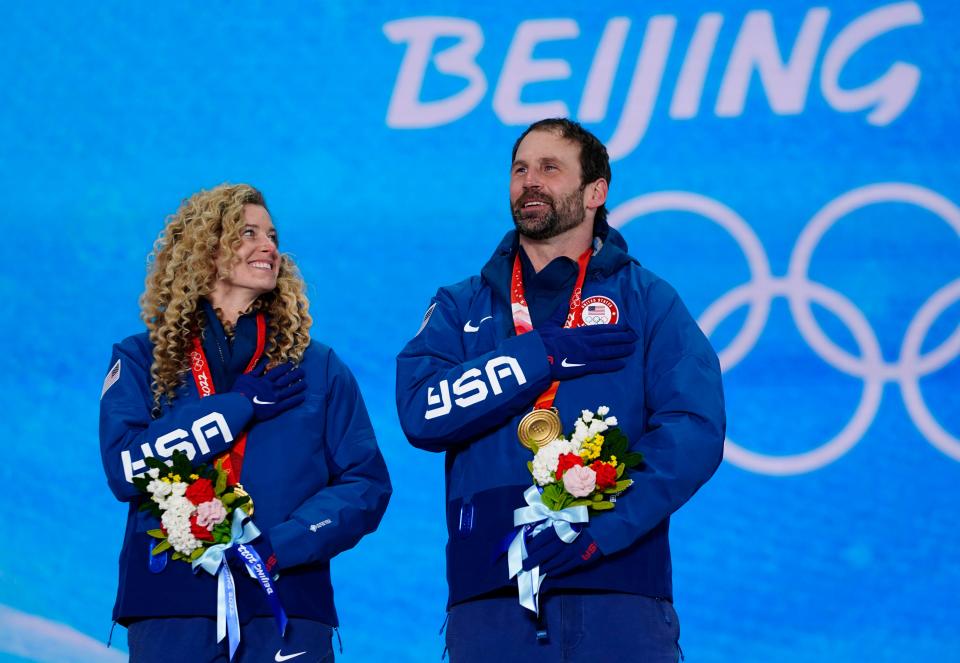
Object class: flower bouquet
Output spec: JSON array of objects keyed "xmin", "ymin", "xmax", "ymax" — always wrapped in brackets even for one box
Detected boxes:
[
  {"xmin": 527, "ymin": 406, "xmax": 643, "ymax": 511},
  {"xmin": 132, "ymin": 450, "xmax": 253, "ymax": 562},
  {"xmin": 508, "ymin": 406, "xmax": 644, "ymax": 613}
]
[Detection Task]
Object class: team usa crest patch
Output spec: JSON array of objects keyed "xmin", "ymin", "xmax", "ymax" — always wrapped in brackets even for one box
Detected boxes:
[{"xmin": 580, "ymin": 296, "xmax": 619, "ymax": 325}]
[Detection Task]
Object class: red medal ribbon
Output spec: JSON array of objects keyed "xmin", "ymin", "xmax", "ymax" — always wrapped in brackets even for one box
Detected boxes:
[
  {"xmin": 189, "ymin": 313, "xmax": 267, "ymax": 485},
  {"xmin": 511, "ymin": 245, "xmax": 593, "ymax": 410}
]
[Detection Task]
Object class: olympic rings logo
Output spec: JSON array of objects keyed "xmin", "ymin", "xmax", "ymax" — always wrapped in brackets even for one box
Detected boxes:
[{"xmin": 610, "ymin": 183, "xmax": 960, "ymax": 475}]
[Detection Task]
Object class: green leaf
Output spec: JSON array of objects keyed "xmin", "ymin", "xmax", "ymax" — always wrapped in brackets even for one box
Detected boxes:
[
  {"xmin": 590, "ymin": 500, "xmax": 615, "ymax": 511},
  {"xmin": 568, "ymin": 498, "xmax": 592, "ymax": 508},
  {"xmin": 611, "ymin": 439, "xmax": 628, "ymax": 459},
  {"xmin": 132, "ymin": 476, "xmax": 150, "ymax": 491},
  {"xmin": 214, "ymin": 465, "xmax": 228, "ymax": 495},
  {"xmin": 616, "ymin": 464, "xmax": 625, "ymax": 478},
  {"xmin": 221, "ymin": 492, "xmax": 237, "ymax": 505},
  {"xmin": 171, "ymin": 551, "xmax": 183, "ymax": 561},
  {"xmin": 152, "ymin": 539, "xmax": 171, "ymax": 555},
  {"xmin": 623, "ymin": 452, "xmax": 644, "ymax": 468},
  {"xmin": 526, "ymin": 461, "xmax": 534, "ymax": 475},
  {"xmin": 172, "ymin": 451, "xmax": 192, "ymax": 478},
  {"xmin": 232, "ymin": 496, "xmax": 250, "ymax": 509},
  {"xmin": 144, "ymin": 456, "xmax": 167, "ymax": 471},
  {"xmin": 146, "ymin": 529, "xmax": 166, "ymax": 539},
  {"xmin": 541, "ymin": 483, "xmax": 567, "ymax": 510},
  {"xmin": 592, "ymin": 493, "xmax": 603, "ymax": 501},
  {"xmin": 190, "ymin": 547, "xmax": 205, "ymax": 561}
]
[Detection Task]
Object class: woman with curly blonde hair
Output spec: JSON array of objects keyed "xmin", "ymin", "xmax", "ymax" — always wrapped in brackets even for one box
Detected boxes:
[{"xmin": 99, "ymin": 183, "xmax": 391, "ymax": 662}]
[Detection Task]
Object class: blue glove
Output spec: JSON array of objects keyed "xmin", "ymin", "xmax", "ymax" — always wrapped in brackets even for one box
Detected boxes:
[
  {"xmin": 522, "ymin": 527, "xmax": 603, "ymax": 577},
  {"xmin": 232, "ymin": 361, "xmax": 307, "ymax": 421},
  {"xmin": 537, "ymin": 321, "xmax": 637, "ymax": 380}
]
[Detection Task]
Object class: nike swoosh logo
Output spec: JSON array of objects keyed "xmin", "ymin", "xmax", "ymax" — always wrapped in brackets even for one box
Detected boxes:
[
  {"xmin": 463, "ymin": 316, "xmax": 493, "ymax": 333},
  {"xmin": 275, "ymin": 651, "xmax": 307, "ymax": 662},
  {"xmin": 253, "ymin": 396, "xmax": 276, "ymax": 405},
  {"xmin": 561, "ymin": 358, "xmax": 585, "ymax": 368}
]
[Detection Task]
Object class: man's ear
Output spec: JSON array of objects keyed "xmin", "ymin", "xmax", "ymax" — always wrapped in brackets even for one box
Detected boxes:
[{"xmin": 586, "ymin": 179, "xmax": 608, "ymax": 210}]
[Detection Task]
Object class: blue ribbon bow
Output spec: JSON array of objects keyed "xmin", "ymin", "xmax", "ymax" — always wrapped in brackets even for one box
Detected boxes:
[
  {"xmin": 193, "ymin": 508, "xmax": 288, "ymax": 660},
  {"xmin": 507, "ymin": 485, "xmax": 589, "ymax": 614}
]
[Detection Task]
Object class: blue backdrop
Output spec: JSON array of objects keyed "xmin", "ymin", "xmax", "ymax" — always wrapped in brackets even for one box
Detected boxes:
[{"xmin": 2, "ymin": 1, "xmax": 958, "ymax": 661}]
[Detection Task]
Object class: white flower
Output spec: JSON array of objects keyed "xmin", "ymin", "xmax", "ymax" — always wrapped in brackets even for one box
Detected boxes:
[
  {"xmin": 165, "ymin": 495, "xmax": 194, "ymax": 517},
  {"xmin": 604, "ymin": 416, "xmax": 618, "ymax": 427},
  {"xmin": 586, "ymin": 419, "xmax": 609, "ymax": 438},
  {"xmin": 531, "ymin": 438, "xmax": 581, "ymax": 486},
  {"xmin": 147, "ymin": 468, "xmax": 160, "ymax": 479},
  {"xmin": 161, "ymin": 510, "xmax": 200, "ymax": 555},
  {"xmin": 147, "ymin": 479, "xmax": 172, "ymax": 498},
  {"xmin": 170, "ymin": 482, "xmax": 187, "ymax": 498},
  {"xmin": 597, "ymin": 405, "xmax": 610, "ymax": 417},
  {"xmin": 572, "ymin": 419, "xmax": 589, "ymax": 444},
  {"xmin": 580, "ymin": 409, "xmax": 594, "ymax": 422}
]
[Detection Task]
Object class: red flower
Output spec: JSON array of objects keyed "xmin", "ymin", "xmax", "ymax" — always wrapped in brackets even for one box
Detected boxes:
[
  {"xmin": 189, "ymin": 514, "xmax": 214, "ymax": 541},
  {"xmin": 185, "ymin": 478, "xmax": 215, "ymax": 505},
  {"xmin": 592, "ymin": 461, "xmax": 617, "ymax": 490},
  {"xmin": 555, "ymin": 453, "xmax": 584, "ymax": 480}
]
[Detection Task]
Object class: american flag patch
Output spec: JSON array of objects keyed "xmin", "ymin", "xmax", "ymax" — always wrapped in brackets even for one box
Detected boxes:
[
  {"xmin": 416, "ymin": 302, "xmax": 436, "ymax": 337},
  {"xmin": 101, "ymin": 359, "xmax": 121, "ymax": 399}
]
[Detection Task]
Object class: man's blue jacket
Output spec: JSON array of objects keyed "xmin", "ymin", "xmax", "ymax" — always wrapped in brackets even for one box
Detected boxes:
[
  {"xmin": 396, "ymin": 223, "xmax": 725, "ymax": 607},
  {"xmin": 100, "ymin": 312, "xmax": 391, "ymax": 626}
]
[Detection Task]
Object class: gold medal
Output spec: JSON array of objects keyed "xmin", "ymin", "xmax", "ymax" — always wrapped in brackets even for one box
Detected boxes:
[
  {"xmin": 233, "ymin": 483, "xmax": 254, "ymax": 516},
  {"xmin": 517, "ymin": 407, "xmax": 562, "ymax": 451}
]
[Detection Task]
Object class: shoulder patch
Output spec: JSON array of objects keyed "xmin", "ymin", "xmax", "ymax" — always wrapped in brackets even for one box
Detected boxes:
[
  {"xmin": 101, "ymin": 359, "xmax": 121, "ymax": 399},
  {"xmin": 416, "ymin": 302, "xmax": 437, "ymax": 337}
]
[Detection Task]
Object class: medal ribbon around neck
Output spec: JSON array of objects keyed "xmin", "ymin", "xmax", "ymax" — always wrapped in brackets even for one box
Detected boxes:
[
  {"xmin": 511, "ymin": 244, "xmax": 593, "ymax": 412},
  {"xmin": 189, "ymin": 312, "xmax": 267, "ymax": 485}
]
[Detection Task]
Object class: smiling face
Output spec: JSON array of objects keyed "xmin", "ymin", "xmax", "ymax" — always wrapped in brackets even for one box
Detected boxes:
[
  {"xmin": 210, "ymin": 204, "xmax": 280, "ymax": 313},
  {"xmin": 510, "ymin": 129, "xmax": 589, "ymax": 241}
]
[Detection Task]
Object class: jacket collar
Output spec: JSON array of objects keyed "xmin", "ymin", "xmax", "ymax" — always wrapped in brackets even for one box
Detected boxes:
[
  {"xmin": 199, "ymin": 298, "xmax": 262, "ymax": 391},
  {"xmin": 480, "ymin": 218, "xmax": 636, "ymax": 303}
]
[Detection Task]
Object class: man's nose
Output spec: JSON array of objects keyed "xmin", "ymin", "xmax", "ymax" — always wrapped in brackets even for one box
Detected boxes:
[{"xmin": 523, "ymin": 170, "xmax": 542, "ymax": 189}]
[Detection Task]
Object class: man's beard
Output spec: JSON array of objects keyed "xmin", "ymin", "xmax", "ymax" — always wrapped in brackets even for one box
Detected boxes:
[{"xmin": 511, "ymin": 186, "xmax": 586, "ymax": 240}]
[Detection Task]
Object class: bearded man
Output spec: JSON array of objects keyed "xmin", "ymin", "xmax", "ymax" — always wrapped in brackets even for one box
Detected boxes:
[{"xmin": 396, "ymin": 118, "xmax": 725, "ymax": 662}]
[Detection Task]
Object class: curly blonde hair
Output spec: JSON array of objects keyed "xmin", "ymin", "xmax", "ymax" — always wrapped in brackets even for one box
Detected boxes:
[{"xmin": 140, "ymin": 183, "xmax": 312, "ymax": 411}]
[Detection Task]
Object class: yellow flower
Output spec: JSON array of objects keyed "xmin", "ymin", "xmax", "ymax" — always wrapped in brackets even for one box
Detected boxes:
[
  {"xmin": 161, "ymin": 477, "xmax": 172, "ymax": 484},
  {"xmin": 610, "ymin": 456, "xmax": 617, "ymax": 465},
  {"xmin": 580, "ymin": 434, "xmax": 605, "ymax": 462},
  {"xmin": 189, "ymin": 474, "xmax": 199, "ymax": 480},
  {"xmin": 171, "ymin": 474, "xmax": 181, "ymax": 482}
]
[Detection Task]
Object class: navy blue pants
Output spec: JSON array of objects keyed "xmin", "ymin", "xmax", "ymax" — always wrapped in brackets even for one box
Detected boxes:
[
  {"xmin": 127, "ymin": 616, "xmax": 334, "ymax": 662},
  {"xmin": 446, "ymin": 592, "xmax": 681, "ymax": 663}
]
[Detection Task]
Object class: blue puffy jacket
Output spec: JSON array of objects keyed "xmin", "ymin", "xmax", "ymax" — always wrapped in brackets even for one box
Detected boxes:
[
  {"xmin": 396, "ymin": 223, "xmax": 725, "ymax": 607},
  {"xmin": 100, "ymin": 309, "xmax": 391, "ymax": 626}
]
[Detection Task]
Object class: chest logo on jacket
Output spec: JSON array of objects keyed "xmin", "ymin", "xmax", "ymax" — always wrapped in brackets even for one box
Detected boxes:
[
  {"xmin": 581, "ymin": 296, "xmax": 619, "ymax": 326},
  {"xmin": 425, "ymin": 356, "xmax": 527, "ymax": 419}
]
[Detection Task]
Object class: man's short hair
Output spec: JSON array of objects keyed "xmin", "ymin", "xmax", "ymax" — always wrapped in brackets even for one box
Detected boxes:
[{"xmin": 511, "ymin": 118, "xmax": 612, "ymax": 224}]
